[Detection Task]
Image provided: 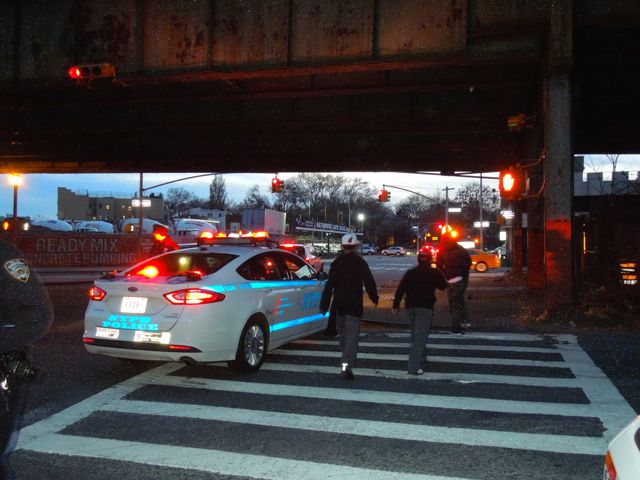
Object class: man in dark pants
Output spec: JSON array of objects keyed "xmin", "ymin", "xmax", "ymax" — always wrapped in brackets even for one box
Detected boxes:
[
  {"xmin": 0, "ymin": 239, "xmax": 53, "ymax": 480},
  {"xmin": 393, "ymin": 250, "xmax": 447, "ymax": 374},
  {"xmin": 320, "ymin": 233, "xmax": 378, "ymax": 380},
  {"xmin": 436, "ymin": 233, "xmax": 472, "ymax": 334}
]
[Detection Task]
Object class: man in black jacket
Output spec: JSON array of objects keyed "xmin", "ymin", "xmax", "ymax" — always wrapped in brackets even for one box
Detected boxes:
[
  {"xmin": 0, "ymin": 239, "xmax": 53, "ymax": 480},
  {"xmin": 393, "ymin": 251, "xmax": 447, "ymax": 374},
  {"xmin": 436, "ymin": 233, "xmax": 472, "ymax": 334},
  {"xmin": 320, "ymin": 233, "xmax": 378, "ymax": 380}
]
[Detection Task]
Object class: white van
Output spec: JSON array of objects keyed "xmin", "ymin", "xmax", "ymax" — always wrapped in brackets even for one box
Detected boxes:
[
  {"xmin": 74, "ymin": 221, "xmax": 115, "ymax": 234},
  {"xmin": 171, "ymin": 218, "xmax": 219, "ymax": 244}
]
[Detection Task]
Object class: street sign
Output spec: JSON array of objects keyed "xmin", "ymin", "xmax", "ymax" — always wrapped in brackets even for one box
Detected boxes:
[
  {"xmin": 473, "ymin": 221, "xmax": 490, "ymax": 228},
  {"xmin": 132, "ymin": 199, "xmax": 151, "ymax": 207}
]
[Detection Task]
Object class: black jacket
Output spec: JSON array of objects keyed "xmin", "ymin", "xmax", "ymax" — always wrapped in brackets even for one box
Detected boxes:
[
  {"xmin": 0, "ymin": 240, "xmax": 53, "ymax": 355},
  {"xmin": 436, "ymin": 243, "xmax": 472, "ymax": 280},
  {"xmin": 393, "ymin": 264, "xmax": 447, "ymax": 309},
  {"xmin": 320, "ymin": 251, "xmax": 378, "ymax": 317}
]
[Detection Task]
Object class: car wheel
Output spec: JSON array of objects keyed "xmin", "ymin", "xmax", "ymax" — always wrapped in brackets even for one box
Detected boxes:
[
  {"xmin": 229, "ymin": 317, "xmax": 268, "ymax": 372},
  {"xmin": 475, "ymin": 261, "xmax": 488, "ymax": 273}
]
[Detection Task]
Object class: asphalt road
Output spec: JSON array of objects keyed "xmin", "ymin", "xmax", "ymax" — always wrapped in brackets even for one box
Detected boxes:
[{"xmin": 9, "ymin": 260, "xmax": 640, "ymax": 479}]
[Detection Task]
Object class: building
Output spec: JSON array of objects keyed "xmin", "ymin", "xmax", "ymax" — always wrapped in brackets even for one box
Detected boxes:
[
  {"xmin": 57, "ymin": 187, "xmax": 164, "ymax": 222},
  {"xmin": 185, "ymin": 207, "xmax": 227, "ymax": 231}
]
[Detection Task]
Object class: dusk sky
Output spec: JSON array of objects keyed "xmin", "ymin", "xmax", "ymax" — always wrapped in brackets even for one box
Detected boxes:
[{"xmin": 1, "ymin": 155, "xmax": 637, "ymax": 220}]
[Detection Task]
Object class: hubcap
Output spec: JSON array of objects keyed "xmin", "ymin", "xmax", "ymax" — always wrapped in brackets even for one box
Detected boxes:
[{"xmin": 244, "ymin": 325, "xmax": 265, "ymax": 366}]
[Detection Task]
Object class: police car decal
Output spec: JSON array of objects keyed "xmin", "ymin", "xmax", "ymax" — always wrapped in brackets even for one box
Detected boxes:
[{"xmin": 4, "ymin": 258, "xmax": 30, "ymax": 282}]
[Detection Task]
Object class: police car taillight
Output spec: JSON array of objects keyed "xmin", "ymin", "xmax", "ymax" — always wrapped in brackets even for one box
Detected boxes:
[
  {"xmin": 604, "ymin": 451, "xmax": 617, "ymax": 480},
  {"xmin": 89, "ymin": 286, "xmax": 106, "ymax": 301},
  {"xmin": 164, "ymin": 288, "xmax": 225, "ymax": 305}
]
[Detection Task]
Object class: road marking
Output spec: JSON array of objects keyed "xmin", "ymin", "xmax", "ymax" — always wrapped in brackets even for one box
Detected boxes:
[
  {"xmin": 272, "ymin": 348, "xmax": 567, "ymax": 367},
  {"xmin": 260, "ymin": 362, "xmax": 579, "ymax": 388},
  {"xmin": 295, "ymin": 339, "xmax": 560, "ymax": 353},
  {"xmin": 388, "ymin": 332, "xmax": 549, "ymax": 342},
  {"xmin": 154, "ymin": 375, "xmax": 597, "ymax": 417},
  {"xmin": 553, "ymin": 334, "xmax": 637, "ymax": 442},
  {"xmin": 24, "ymin": 433, "xmax": 474, "ymax": 480},
  {"xmin": 103, "ymin": 399, "xmax": 605, "ymax": 455}
]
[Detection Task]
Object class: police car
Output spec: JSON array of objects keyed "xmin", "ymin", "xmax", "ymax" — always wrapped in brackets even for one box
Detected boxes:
[
  {"xmin": 604, "ymin": 415, "xmax": 640, "ymax": 479},
  {"xmin": 83, "ymin": 232, "xmax": 329, "ymax": 372}
]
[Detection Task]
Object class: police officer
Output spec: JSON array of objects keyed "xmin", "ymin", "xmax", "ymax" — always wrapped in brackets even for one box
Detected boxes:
[
  {"xmin": 436, "ymin": 233, "xmax": 472, "ymax": 334},
  {"xmin": 393, "ymin": 250, "xmax": 447, "ymax": 374},
  {"xmin": 0, "ymin": 239, "xmax": 53, "ymax": 479},
  {"xmin": 320, "ymin": 233, "xmax": 378, "ymax": 380},
  {"xmin": 149, "ymin": 224, "xmax": 179, "ymax": 256}
]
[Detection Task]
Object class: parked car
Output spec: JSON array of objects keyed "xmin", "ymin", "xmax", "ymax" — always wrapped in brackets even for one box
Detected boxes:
[
  {"xmin": 466, "ymin": 248, "xmax": 501, "ymax": 272},
  {"xmin": 604, "ymin": 415, "xmax": 640, "ymax": 479},
  {"xmin": 361, "ymin": 245, "xmax": 378, "ymax": 255},
  {"xmin": 276, "ymin": 243, "xmax": 323, "ymax": 272},
  {"xmin": 381, "ymin": 246, "xmax": 407, "ymax": 256}
]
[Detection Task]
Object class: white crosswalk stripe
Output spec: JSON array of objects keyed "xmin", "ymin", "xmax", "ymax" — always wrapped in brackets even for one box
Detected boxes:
[{"xmin": 17, "ymin": 332, "xmax": 635, "ymax": 479}]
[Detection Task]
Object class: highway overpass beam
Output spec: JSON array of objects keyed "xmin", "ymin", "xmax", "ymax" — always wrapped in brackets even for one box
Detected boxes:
[{"xmin": 544, "ymin": 0, "xmax": 574, "ymax": 313}]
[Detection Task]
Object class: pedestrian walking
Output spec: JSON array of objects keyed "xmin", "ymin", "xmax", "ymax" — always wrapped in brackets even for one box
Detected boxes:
[
  {"xmin": 320, "ymin": 233, "xmax": 378, "ymax": 380},
  {"xmin": 393, "ymin": 250, "xmax": 447, "ymax": 375},
  {"xmin": 0, "ymin": 239, "xmax": 54, "ymax": 480},
  {"xmin": 436, "ymin": 233, "xmax": 472, "ymax": 334}
]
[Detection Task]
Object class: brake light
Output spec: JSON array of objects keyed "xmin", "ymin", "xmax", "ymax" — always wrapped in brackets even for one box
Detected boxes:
[
  {"xmin": 136, "ymin": 265, "xmax": 160, "ymax": 278},
  {"xmin": 89, "ymin": 286, "xmax": 106, "ymax": 301},
  {"xmin": 305, "ymin": 257, "xmax": 310, "ymax": 262},
  {"xmin": 164, "ymin": 288, "xmax": 225, "ymax": 305},
  {"xmin": 82, "ymin": 337, "xmax": 96, "ymax": 344},
  {"xmin": 604, "ymin": 451, "xmax": 617, "ymax": 480}
]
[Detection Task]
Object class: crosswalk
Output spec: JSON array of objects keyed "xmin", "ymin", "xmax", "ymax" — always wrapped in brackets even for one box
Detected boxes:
[{"xmin": 16, "ymin": 332, "xmax": 636, "ymax": 479}]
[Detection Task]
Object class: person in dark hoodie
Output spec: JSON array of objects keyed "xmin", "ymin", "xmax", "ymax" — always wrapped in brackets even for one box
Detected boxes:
[
  {"xmin": 320, "ymin": 233, "xmax": 378, "ymax": 380},
  {"xmin": 393, "ymin": 250, "xmax": 447, "ymax": 375},
  {"xmin": 436, "ymin": 232, "xmax": 472, "ymax": 334}
]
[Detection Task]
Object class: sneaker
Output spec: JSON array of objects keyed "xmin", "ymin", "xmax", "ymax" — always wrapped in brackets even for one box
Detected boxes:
[
  {"xmin": 408, "ymin": 369, "xmax": 424, "ymax": 376},
  {"xmin": 341, "ymin": 364, "xmax": 355, "ymax": 380},
  {"xmin": 461, "ymin": 322, "xmax": 471, "ymax": 329}
]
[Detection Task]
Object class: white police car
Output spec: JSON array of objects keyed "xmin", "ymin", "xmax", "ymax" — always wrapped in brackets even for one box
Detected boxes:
[
  {"xmin": 83, "ymin": 232, "xmax": 328, "ymax": 372},
  {"xmin": 604, "ymin": 416, "xmax": 640, "ymax": 479}
]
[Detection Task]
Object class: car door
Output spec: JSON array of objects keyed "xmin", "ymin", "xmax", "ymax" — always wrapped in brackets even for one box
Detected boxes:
[{"xmin": 278, "ymin": 252, "xmax": 327, "ymax": 335}]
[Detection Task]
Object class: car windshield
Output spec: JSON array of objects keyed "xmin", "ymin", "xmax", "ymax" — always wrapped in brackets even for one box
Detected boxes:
[{"xmin": 124, "ymin": 252, "xmax": 238, "ymax": 278}]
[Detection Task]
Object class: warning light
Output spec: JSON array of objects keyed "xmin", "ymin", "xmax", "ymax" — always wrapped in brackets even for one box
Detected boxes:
[
  {"xmin": 377, "ymin": 189, "xmax": 390, "ymax": 202},
  {"xmin": 499, "ymin": 167, "xmax": 525, "ymax": 200},
  {"xmin": 271, "ymin": 177, "xmax": 284, "ymax": 193}
]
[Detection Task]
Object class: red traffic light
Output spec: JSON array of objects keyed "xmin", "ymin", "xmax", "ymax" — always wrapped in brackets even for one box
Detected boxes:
[
  {"xmin": 271, "ymin": 177, "xmax": 284, "ymax": 193},
  {"xmin": 68, "ymin": 63, "xmax": 116, "ymax": 81},
  {"xmin": 499, "ymin": 167, "xmax": 525, "ymax": 200},
  {"xmin": 377, "ymin": 189, "xmax": 390, "ymax": 202}
]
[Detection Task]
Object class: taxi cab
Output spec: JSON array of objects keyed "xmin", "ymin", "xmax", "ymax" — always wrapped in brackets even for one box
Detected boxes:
[
  {"xmin": 83, "ymin": 232, "xmax": 328, "ymax": 372},
  {"xmin": 466, "ymin": 248, "xmax": 501, "ymax": 273}
]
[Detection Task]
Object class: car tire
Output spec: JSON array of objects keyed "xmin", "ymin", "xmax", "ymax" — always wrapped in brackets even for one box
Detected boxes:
[
  {"xmin": 229, "ymin": 316, "xmax": 268, "ymax": 373},
  {"xmin": 475, "ymin": 261, "xmax": 488, "ymax": 273}
]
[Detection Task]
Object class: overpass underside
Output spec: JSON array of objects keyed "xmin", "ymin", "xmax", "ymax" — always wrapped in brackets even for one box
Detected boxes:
[{"xmin": 0, "ymin": 0, "xmax": 639, "ymax": 312}]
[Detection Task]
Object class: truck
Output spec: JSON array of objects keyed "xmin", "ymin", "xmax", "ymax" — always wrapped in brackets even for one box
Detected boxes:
[
  {"xmin": 241, "ymin": 208, "xmax": 286, "ymax": 236},
  {"xmin": 74, "ymin": 220, "xmax": 115, "ymax": 233}
]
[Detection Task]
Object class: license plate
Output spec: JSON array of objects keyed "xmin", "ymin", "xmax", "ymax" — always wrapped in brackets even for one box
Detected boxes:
[
  {"xmin": 133, "ymin": 331, "xmax": 170, "ymax": 344},
  {"xmin": 121, "ymin": 296, "xmax": 148, "ymax": 313},
  {"xmin": 96, "ymin": 327, "xmax": 119, "ymax": 339}
]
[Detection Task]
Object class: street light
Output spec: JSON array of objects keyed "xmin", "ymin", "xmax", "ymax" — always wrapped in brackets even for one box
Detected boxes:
[
  {"xmin": 7, "ymin": 174, "xmax": 22, "ymax": 244},
  {"xmin": 357, "ymin": 213, "xmax": 365, "ymax": 239}
]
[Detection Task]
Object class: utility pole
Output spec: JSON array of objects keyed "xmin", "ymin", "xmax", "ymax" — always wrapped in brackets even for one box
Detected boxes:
[
  {"xmin": 443, "ymin": 186, "xmax": 454, "ymax": 229},
  {"xmin": 479, "ymin": 173, "xmax": 484, "ymax": 250}
]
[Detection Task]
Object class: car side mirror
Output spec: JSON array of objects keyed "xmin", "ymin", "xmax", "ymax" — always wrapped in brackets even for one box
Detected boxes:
[{"xmin": 316, "ymin": 270, "xmax": 328, "ymax": 281}]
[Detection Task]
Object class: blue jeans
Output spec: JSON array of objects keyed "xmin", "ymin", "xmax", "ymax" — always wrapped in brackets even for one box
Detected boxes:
[{"xmin": 406, "ymin": 308, "xmax": 434, "ymax": 373}]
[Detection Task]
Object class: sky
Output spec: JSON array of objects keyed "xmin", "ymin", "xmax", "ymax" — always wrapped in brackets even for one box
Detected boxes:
[{"xmin": 1, "ymin": 154, "xmax": 638, "ymax": 220}]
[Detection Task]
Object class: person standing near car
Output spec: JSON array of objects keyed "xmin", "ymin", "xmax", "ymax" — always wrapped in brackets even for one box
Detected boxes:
[
  {"xmin": 320, "ymin": 233, "xmax": 378, "ymax": 380},
  {"xmin": 436, "ymin": 233, "xmax": 472, "ymax": 334},
  {"xmin": 393, "ymin": 250, "xmax": 447, "ymax": 375},
  {"xmin": 0, "ymin": 239, "xmax": 53, "ymax": 480},
  {"xmin": 149, "ymin": 224, "xmax": 179, "ymax": 257}
]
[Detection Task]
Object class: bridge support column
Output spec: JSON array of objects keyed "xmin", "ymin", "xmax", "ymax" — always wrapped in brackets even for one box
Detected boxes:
[{"xmin": 544, "ymin": 0, "xmax": 574, "ymax": 313}]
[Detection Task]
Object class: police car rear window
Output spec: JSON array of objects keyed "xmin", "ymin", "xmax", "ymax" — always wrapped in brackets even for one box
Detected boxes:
[{"xmin": 127, "ymin": 252, "xmax": 237, "ymax": 277}]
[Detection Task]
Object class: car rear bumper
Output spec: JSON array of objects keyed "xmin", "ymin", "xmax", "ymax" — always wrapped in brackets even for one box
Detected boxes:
[{"xmin": 84, "ymin": 342, "xmax": 236, "ymax": 363}]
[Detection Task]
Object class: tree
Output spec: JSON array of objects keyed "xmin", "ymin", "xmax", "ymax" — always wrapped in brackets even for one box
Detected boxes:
[
  {"xmin": 208, "ymin": 175, "xmax": 229, "ymax": 209},
  {"xmin": 238, "ymin": 185, "xmax": 271, "ymax": 209},
  {"xmin": 165, "ymin": 187, "xmax": 196, "ymax": 218}
]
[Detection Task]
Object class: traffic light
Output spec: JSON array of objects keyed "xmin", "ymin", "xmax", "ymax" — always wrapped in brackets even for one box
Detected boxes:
[
  {"xmin": 377, "ymin": 189, "xmax": 390, "ymax": 202},
  {"xmin": 271, "ymin": 177, "xmax": 284, "ymax": 193},
  {"xmin": 499, "ymin": 167, "xmax": 525, "ymax": 200},
  {"xmin": 68, "ymin": 63, "xmax": 116, "ymax": 82}
]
